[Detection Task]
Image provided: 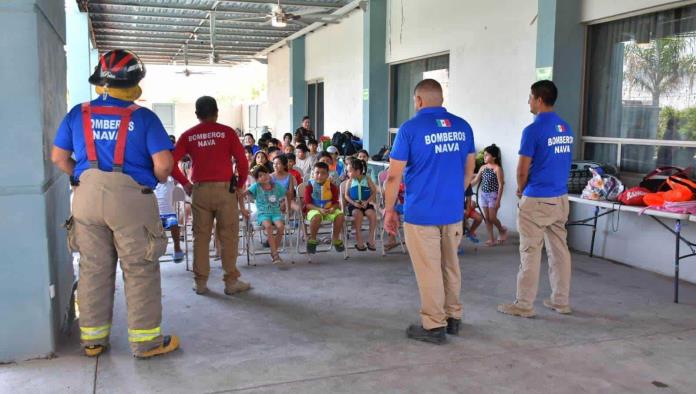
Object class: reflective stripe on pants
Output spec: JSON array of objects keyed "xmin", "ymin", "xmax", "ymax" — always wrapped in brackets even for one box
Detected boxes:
[{"xmin": 80, "ymin": 324, "xmax": 111, "ymax": 341}]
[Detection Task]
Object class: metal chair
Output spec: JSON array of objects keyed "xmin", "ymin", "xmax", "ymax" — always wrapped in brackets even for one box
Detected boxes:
[
  {"xmin": 242, "ymin": 193, "xmax": 295, "ymax": 266},
  {"xmin": 295, "ymin": 182, "xmax": 349, "ymax": 262},
  {"xmin": 376, "ymin": 169, "xmax": 407, "ymax": 256},
  {"xmin": 339, "ymin": 178, "xmax": 380, "ymax": 252}
]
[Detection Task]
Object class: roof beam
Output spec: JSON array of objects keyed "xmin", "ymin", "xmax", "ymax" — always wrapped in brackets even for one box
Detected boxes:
[
  {"xmin": 91, "ymin": 25, "xmax": 285, "ymax": 39},
  {"xmin": 87, "ymin": 9, "xmax": 270, "ymax": 21},
  {"xmin": 88, "ymin": 1, "xmax": 273, "ymax": 16},
  {"xmin": 96, "ymin": 41, "xmax": 267, "ymax": 52},
  {"xmin": 94, "ymin": 33, "xmax": 272, "ymax": 46},
  {"xmin": 217, "ymin": 0, "xmax": 342, "ymax": 9},
  {"xmin": 96, "ymin": 40, "xmax": 262, "ymax": 51},
  {"xmin": 89, "ymin": 17, "xmax": 300, "ymax": 33},
  {"xmin": 96, "ymin": 47, "xmax": 257, "ymax": 56}
]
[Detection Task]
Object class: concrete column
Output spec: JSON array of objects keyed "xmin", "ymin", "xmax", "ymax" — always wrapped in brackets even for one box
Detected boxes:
[
  {"xmin": 0, "ymin": 0, "xmax": 73, "ymax": 362},
  {"xmin": 289, "ymin": 36, "xmax": 306, "ymax": 132},
  {"xmin": 536, "ymin": 0, "xmax": 584, "ymax": 155},
  {"xmin": 362, "ymin": 0, "xmax": 389, "ymax": 154}
]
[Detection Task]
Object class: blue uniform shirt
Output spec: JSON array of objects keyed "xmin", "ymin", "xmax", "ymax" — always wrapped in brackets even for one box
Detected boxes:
[
  {"xmin": 390, "ymin": 106, "xmax": 476, "ymax": 225},
  {"xmin": 519, "ymin": 112, "xmax": 574, "ymax": 198},
  {"xmin": 54, "ymin": 96, "xmax": 173, "ymax": 188}
]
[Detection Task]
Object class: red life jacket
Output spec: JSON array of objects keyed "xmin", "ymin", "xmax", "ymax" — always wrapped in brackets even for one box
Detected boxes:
[{"xmin": 80, "ymin": 102, "xmax": 140, "ymax": 172}]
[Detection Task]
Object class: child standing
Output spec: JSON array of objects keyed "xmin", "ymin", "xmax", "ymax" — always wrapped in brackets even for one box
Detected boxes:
[
  {"xmin": 244, "ymin": 166, "xmax": 288, "ymax": 269},
  {"xmin": 344, "ymin": 159, "xmax": 378, "ymax": 251},
  {"xmin": 472, "ymin": 144, "xmax": 507, "ymax": 246},
  {"xmin": 304, "ymin": 162, "xmax": 345, "ymax": 254}
]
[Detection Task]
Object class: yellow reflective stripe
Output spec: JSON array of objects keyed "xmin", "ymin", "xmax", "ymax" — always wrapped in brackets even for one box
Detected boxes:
[
  {"xmin": 80, "ymin": 324, "xmax": 111, "ymax": 340},
  {"xmin": 128, "ymin": 327, "xmax": 161, "ymax": 343}
]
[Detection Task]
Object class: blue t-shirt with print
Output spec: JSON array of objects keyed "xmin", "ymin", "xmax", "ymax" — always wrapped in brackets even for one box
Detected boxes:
[
  {"xmin": 53, "ymin": 96, "xmax": 173, "ymax": 188},
  {"xmin": 390, "ymin": 106, "xmax": 476, "ymax": 225},
  {"xmin": 519, "ymin": 111, "xmax": 574, "ymax": 197},
  {"xmin": 248, "ymin": 182, "xmax": 286, "ymax": 216}
]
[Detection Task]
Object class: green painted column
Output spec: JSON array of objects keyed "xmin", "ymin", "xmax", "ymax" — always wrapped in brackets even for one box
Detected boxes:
[
  {"xmin": 536, "ymin": 0, "xmax": 584, "ymax": 155},
  {"xmin": 0, "ymin": 0, "xmax": 73, "ymax": 362},
  {"xmin": 289, "ymin": 36, "xmax": 307, "ymax": 132},
  {"xmin": 362, "ymin": 0, "xmax": 389, "ymax": 154}
]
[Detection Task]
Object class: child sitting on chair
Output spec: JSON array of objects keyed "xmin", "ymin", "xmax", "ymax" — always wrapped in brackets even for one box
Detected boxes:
[
  {"xmin": 344, "ymin": 159, "xmax": 378, "ymax": 251},
  {"xmin": 318, "ymin": 152, "xmax": 341, "ymax": 185},
  {"xmin": 458, "ymin": 185, "xmax": 483, "ymax": 255},
  {"xmin": 304, "ymin": 162, "xmax": 345, "ymax": 254},
  {"xmin": 244, "ymin": 166, "xmax": 288, "ymax": 268}
]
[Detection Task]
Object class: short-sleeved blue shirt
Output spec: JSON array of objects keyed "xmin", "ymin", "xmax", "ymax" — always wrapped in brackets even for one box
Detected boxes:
[
  {"xmin": 53, "ymin": 96, "xmax": 173, "ymax": 188},
  {"xmin": 248, "ymin": 182, "xmax": 286, "ymax": 215},
  {"xmin": 390, "ymin": 106, "xmax": 476, "ymax": 225},
  {"xmin": 519, "ymin": 112, "xmax": 574, "ymax": 197}
]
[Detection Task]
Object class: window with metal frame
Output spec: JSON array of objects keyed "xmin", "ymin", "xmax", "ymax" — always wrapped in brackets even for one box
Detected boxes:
[
  {"xmin": 389, "ymin": 54, "xmax": 449, "ymax": 130},
  {"xmin": 584, "ymin": 5, "xmax": 696, "ymax": 176},
  {"xmin": 307, "ymin": 81, "xmax": 324, "ymax": 138}
]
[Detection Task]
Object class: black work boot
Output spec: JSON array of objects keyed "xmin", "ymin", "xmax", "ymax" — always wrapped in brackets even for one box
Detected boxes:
[
  {"xmin": 406, "ymin": 324, "xmax": 446, "ymax": 344},
  {"xmin": 446, "ymin": 318, "xmax": 461, "ymax": 335}
]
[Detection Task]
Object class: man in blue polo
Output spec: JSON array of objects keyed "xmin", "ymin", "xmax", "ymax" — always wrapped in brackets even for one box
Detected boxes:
[
  {"xmin": 498, "ymin": 80, "xmax": 574, "ymax": 318},
  {"xmin": 384, "ymin": 79, "xmax": 476, "ymax": 344}
]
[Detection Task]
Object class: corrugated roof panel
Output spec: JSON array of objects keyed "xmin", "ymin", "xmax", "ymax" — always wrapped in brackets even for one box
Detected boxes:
[{"xmin": 85, "ymin": 0, "xmax": 351, "ymax": 64}]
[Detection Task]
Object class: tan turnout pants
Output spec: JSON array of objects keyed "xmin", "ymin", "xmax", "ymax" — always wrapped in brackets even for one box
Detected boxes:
[
  {"xmin": 191, "ymin": 182, "xmax": 241, "ymax": 285},
  {"xmin": 68, "ymin": 169, "xmax": 168, "ymax": 355},
  {"xmin": 516, "ymin": 195, "xmax": 572, "ymax": 309},
  {"xmin": 404, "ymin": 222, "xmax": 463, "ymax": 329}
]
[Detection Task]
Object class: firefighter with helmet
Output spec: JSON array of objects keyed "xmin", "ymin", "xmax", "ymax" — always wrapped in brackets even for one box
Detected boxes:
[{"xmin": 51, "ymin": 49, "xmax": 180, "ymax": 358}]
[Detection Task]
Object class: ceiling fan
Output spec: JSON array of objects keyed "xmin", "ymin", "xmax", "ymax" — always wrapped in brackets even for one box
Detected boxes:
[
  {"xmin": 175, "ymin": 44, "xmax": 213, "ymax": 76},
  {"xmin": 226, "ymin": 0, "xmax": 340, "ymax": 27}
]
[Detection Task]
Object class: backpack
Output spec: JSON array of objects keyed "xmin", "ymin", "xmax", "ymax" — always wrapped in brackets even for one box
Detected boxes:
[
  {"xmin": 639, "ymin": 166, "xmax": 691, "ymax": 192},
  {"xmin": 341, "ymin": 131, "xmax": 357, "ymax": 156},
  {"xmin": 643, "ymin": 175, "xmax": 696, "ymax": 207},
  {"xmin": 331, "ymin": 132, "xmax": 348, "ymax": 154}
]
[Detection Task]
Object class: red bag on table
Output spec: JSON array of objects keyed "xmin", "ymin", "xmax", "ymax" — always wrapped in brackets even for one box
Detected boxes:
[{"xmin": 617, "ymin": 187, "xmax": 650, "ymax": 206}]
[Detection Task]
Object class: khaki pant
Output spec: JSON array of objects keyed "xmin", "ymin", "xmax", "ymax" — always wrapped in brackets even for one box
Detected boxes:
[
  {"xmin": 516, "ymin": 195, "xmax": 572, "ymax": 309},
  {"xmin": 191, "ymin": 182, "xmax": 240, "ymax": 285},
  {"xmin": 404, "ymin": 222, "xmax": 463, "ymax": 329},
  {"xmin": 69, "ymin": 169, "xmax": 167, "ymax": 355}
]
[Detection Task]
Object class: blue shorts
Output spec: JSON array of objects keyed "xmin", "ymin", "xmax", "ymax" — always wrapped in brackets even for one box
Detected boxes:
[
  {"xmin": 257, "ymin": 213, "xmax": 284, "ymax": 226},
  {"xmin": 160, "ymin": 213, "xmax": 178, "ymax": 229}
]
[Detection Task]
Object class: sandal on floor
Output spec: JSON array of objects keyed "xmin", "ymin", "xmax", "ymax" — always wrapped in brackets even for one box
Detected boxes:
[
  {"xmin": 485, "ymin": 240, "xmax": 497, "ymax": 247},
  {"xmin": 367, "ymin": 243, "xmax": 377, "ymax": 251},
  {"xmin": 355, "ymin": 244, "xmax": 367, "ymax": 251},
  {"xmin": 384, "ymin": 242, "xmax": 399, "ymax": 251}
]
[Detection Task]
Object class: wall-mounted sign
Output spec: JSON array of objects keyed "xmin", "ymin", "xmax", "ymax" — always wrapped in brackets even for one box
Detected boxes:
[{"xmin": 535, "ymin": 67, "xmax": 553, "ymax": 81}]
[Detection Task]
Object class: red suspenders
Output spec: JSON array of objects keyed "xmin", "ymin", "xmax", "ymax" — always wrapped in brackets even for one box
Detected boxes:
[{"xmin": 80, "ymin": 103, "xmax": 140, "ymax": 172}]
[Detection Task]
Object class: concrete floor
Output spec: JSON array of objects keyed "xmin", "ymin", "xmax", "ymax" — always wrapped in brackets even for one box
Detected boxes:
[{"xmin": 2, "ymin": 239, "xmax": 696, "ymax": 394}]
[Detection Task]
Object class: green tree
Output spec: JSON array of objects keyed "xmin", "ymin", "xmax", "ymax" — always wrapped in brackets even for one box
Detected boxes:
[{"xmin": 624, "ymin": 37, "xmax": 694, "ymax": 106}]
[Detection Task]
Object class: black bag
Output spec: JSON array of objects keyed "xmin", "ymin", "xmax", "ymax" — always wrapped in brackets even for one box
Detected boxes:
[
  {"xmin": 639, "ymin": 166, "xmax": 691, "ymax": 192},
  {"xmin": 331, "ymin": 132, "xmax": 347, "ymax": 153},
  {"xmin": 371, "ymin": 146, "xmax": 390, "ymax": 162},
  {"xmin": 341, "ymin": 132, "xmax": 357, "ymax": 156}
]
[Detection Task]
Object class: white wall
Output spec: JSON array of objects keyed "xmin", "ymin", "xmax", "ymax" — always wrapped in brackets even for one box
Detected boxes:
[
  {"xmin": 266, "ymin": 46, "xmax": 290, "ymax": 136},
  {"xmin": 581, "ymin": 0, "xmax": 694, "ymax": 22},
  {"xmin": 387, "ymin": 0, "xmax": 538, "ymax": 230},
  {"xmin": 305, "ymin": 10, "xmax": 364, "ymax": 137},
  {"xmin": 170, "ymin": 102, "xmax": 242, "ymax": 137},
  {"xmin": 569, "ymin": 205, "xmax": 696, "ymax": 283}
]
